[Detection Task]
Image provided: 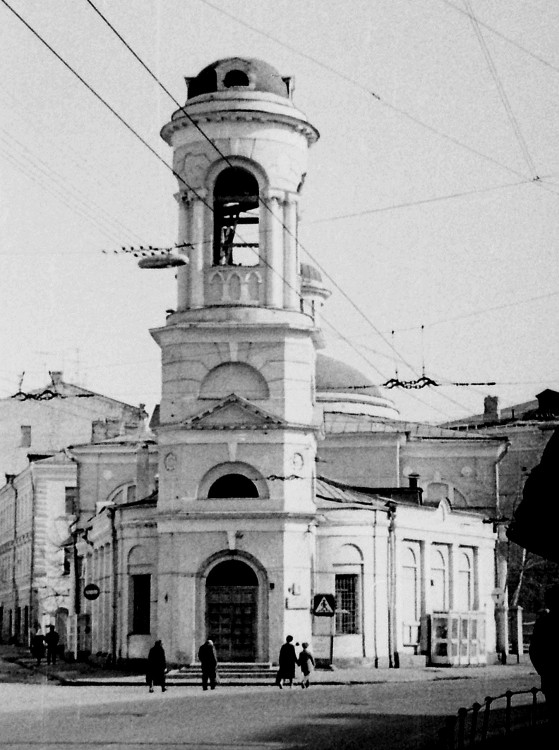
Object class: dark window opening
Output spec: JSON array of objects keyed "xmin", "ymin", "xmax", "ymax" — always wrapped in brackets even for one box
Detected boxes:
[
  {"xmin": 207, "ymin": 560, "xmax": 258, "ymax": 586},
  {"xmin": 208, "ymin": 473, "xmax": 259, "ymax": 498},
  {"xmin": 335, "ymin": 574, "xmax": 358, "ymax": 634},
  {"xmin": 65, "ymin": 487, "xmax": 77, "ymax": 515},
  {"xmin": 132, "ymin": 574, "xmax": 151, "ymax": 634},
  {"xmin": 223, "ymin": 70, "xmax": 249, "ymax": 88},
  {"xmin": 63, "ymin": 548, "xmax": 71, "ymax": 576},
  {"xmin": 213, "ymin": 167, "xmax": 259, "ymax": 266}
]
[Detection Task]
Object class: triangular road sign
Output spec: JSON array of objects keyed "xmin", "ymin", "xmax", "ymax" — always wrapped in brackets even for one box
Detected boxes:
[{"xmin": 313, "ymin": 593, "xmax": 336, "ymax": 616}]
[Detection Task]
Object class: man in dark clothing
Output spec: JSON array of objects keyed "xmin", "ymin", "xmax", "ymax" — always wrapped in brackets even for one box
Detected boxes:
[
  {"xmin": 44, "ymin": 625, "xmax": 60, "ymax": 665},
  {"xmin": 530, "ymin": 584, "xmax": 559, "ymax": 728},
  {"xmin": 146, "ymin": 640, "xmax": 167, "ymax": 693},
  {"xmin": 276, "ymin": 635, "xmax": 297, "ymax": 689},
  {"xmin": 198, "ymin": 639, "xmax": 218, "ymax": 691}
]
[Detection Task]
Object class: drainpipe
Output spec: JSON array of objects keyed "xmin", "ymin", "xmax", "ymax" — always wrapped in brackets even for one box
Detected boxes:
[
  {"xmin": 387, "ymin": 502, "xmax": 398, "ymax": 668},
  {"xmin": 108, "ymin": 505, "xmax": 118, "ymax": 666},
  {"xmin": 28, "ymin": 468, "xmax": 36, "ymax": 644},
  {"xmin": 372, "ymin": 510, "xmax": 379, "ymax": 667},
  {"xmin": 494, "ymin": 442, "xmax": 510, "ymax": 663}
]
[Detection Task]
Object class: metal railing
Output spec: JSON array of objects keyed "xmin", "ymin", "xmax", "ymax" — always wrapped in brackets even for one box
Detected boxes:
[{"xmin": 439, "ymin": 687, "xmax": 545, "ymax": 748}]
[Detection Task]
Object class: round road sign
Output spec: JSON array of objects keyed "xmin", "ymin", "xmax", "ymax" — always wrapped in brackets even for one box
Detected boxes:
[{"xmin": 83, "ymin": 583, "xmax": 101, "ymax": 601}]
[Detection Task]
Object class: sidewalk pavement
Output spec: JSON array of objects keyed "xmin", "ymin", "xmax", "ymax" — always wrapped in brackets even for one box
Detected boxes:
[{"xmin": 0, "ymin": 643, "xmax": 538, "ymax": 687}]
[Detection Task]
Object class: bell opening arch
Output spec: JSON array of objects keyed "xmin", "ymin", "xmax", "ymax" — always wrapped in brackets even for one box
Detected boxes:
[{"xmin": 196, "ymin": 550, "xmax": 269, "ymax": 663}]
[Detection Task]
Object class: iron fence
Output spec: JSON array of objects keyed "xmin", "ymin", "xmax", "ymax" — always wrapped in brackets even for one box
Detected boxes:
[{"xmin": 438, "ymin": 687, "xmax": 545, "ymax": 748}]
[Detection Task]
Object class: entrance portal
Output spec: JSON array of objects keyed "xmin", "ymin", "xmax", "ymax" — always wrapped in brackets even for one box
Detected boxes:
[{"xmin": 206, "ymin": 560, "xmax": 258, "ymax": 662}]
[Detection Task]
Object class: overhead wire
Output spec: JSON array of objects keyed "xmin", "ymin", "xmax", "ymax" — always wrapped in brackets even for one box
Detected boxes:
[
  {"xmin": 462, "ymin": 0, "xmax": 539, "ymax": 180},
  {"xmin": 0, "ymin": 0, "xmax": 498, "ymax": 420},
  {"xmin": 196, "ymin": 0, "xmax": 559, "ymax": 199},
  {"xmin": 82, "ymin": 0, "xmax": 476, "ymax": 420}
]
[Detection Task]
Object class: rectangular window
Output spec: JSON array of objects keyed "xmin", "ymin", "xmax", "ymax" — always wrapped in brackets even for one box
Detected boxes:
[
  {"xmin": 335, "ymin": 574, "xmax": 358, "ymax": 634},
  {"xmin": 132, "ymin": 574, "xmax": 151, "ymax": 634},
  {"xmin": 65, "ymin": 487, "xmax": 78, "ymax": 515},
  {"xmin": 20, "ymin": 426, "xmax": 31, "ymax": 448}
]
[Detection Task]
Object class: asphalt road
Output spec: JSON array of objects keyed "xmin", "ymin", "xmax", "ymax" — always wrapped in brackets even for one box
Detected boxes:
[{"xmin": 0, "ymin": 670, "xmax": 539, "ymax": 750}]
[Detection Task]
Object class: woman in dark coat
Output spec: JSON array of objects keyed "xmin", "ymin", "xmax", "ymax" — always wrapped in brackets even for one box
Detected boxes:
[
  {"xmin": 30, "ymin": 630, "xmax": 45, "ymax": 666},
  {"xmin": 146, "ymin": 640, "xmax": 167, "ymax": 693},
  {"xmin": 276, "ymin": 635, "xmax": 297, "ymax": 688}
]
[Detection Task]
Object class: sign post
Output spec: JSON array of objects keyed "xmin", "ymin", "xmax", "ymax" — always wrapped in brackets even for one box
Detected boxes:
[{"xmin": 312, "ymin": 594, "xmax": 336, "ymax": 665}]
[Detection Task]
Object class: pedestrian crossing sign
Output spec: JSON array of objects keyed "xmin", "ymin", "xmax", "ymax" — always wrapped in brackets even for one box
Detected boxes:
[{"xmin": 312, "ymin": 594, "xmax": 336, "ymax": 616}]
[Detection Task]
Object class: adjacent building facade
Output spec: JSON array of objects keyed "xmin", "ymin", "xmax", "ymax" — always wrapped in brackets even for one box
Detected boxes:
[{"xmin": 0, "ymin": 376, "xmax": 146, "ymax": 644}]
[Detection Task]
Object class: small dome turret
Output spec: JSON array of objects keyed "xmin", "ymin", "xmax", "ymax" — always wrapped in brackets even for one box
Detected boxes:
[{"xmin": 186, "ymin": 58, "xmax": 292, "ymax": 100}]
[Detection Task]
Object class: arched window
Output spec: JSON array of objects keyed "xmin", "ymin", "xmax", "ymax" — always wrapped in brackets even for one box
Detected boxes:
[
  {"xmin": 456, "ymin": 549, "xmax": 474, "ymax": 611},
  {"xmin": 402, "ymin": 544, "xmax": 420, "ymax": 622},
  {"xmin": 213, "ymin": 167, "xmax": 260, "ymax": 266},
  {"xmin": 208, "ymin": 473, "xmax": 259, "ymax": 498},
  {"xmin": 431, "ymin": 546, "xmax": 449, "ymax": 612}
]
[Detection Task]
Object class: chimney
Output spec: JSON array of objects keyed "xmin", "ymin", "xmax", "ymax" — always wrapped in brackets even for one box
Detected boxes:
[
  {"xmin": 484, "ymin": 395, "xmax": 499, "ymax": 422},
  {"xmin": 50, "ymin": 371, "xmax": 63, "ymax": 386},
  {"xmin": 136, "ymin": 443, "xmax": 151, "ymax": 500},
  {"xmin": 91, "ymin": 420, "xmax": 107, "ymax": 442},
  {"xmin": 408, "ymin": 473, "xmax": 420, "ymax": 490}
]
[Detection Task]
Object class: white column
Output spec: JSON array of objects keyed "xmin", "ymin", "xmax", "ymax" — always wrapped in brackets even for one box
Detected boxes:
[
  {"xmin": 449, "ymin": 543, "xmax": 458, "ymax": 611},
  {"xmin": 283, "ymin": 196, "xmax": 299, "ymax": 310},
  {"xmin": 189, "ymin": 193, "xmax": 207, "ymax": 309},
  {"xmin": 264, "ymin": 191, "xmax": 284, "ymax": 308},
  {"xmin": 176, "ymin": 194, "xmax": 189, "ymax": 311}
]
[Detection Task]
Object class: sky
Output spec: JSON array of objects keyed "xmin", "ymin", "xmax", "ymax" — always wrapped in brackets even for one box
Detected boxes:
[{"xmin": 0, "ymin": 0, "xmax": 558, "ymax": 424}]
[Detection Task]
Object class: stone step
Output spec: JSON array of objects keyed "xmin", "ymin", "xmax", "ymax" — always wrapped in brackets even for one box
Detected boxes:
[{"xmin": 170, "ymin": 662, "xmax": 275, "ymax": 678}]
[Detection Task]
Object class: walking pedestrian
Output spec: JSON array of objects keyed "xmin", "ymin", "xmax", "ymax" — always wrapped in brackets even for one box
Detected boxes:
[
  {"xmin": 30, "ymin": 629, "xmax": 45, "ymax": 666},
  {"xmin": 530, "ymin": 583, "xmax": 559, "ymax": 727},
  {"xmin": 198, "ymin": 638, "xmax": 218, "ymax": 691},
  {"xmin": 298, "ymin": 642, "xmax": 315, "ymax": 688},
  {"xmin": 44, "ymin": 625, "xmax": 60, "ymax": 665},
  {"xmin": 146, "ymin": 640, "xmax": 167, "ymax": 693},
  {"xmin": 275, "ymin": 635, "xmax": 297, "ymax": 689}
]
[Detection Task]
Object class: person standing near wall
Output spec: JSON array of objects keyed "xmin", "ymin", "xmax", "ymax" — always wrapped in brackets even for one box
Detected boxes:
[
  {"xmin": 198, "ymin": 638, "xmax": 218, "ymax": 691},
  {"xmin": 146, "ymin": 640, "xmax": 167, "ymax": 693},
  {"xmin": 276, "ymin": 635, "xmax": 297, "ymax": 689},
  {"xmin": 44, "ymin": 625, "xmax": 60, "ymax": 665}
]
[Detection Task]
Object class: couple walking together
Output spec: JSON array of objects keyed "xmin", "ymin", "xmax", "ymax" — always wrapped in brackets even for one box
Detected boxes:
[{"xmin": 276, "ymin": 635, "xmax": 315, "ymax": 689}]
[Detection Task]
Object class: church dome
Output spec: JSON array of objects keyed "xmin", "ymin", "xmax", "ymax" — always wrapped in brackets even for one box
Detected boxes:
[
  {"xmin": 316, "ymin": 354, "xmax": 399, "ymax": 420},
  {"xmin": 187, "ymin": 58, "xmax": 290, "ymax": 100},
  {"xmin": 316, "ymin": 354, "xmax": 381, "ymax": 398}
]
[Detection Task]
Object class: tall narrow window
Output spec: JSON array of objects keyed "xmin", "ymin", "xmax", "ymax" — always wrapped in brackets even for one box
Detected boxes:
[
  {"xmin": 213, "ymin": 167, "xmax": 260, "ymax": 266},
  {"xmin": 456, "ymin": 549, "xmax": 474, "ymax": 611},
  {"xmin": 335, "ymin": 574, "xmax": 358, "ymax": 634},
  {"xmin": 132, "ymin": 574, "xmax": 151, "ymax": 634},
  {"xmin": 431, "ymin": 546, "xmax": 449, "ymax": 612}
]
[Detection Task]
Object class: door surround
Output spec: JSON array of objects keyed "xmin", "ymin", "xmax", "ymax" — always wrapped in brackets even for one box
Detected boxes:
[{"xmin": 196, "ymin": 550, "xmax": 269, "ymax": 662}]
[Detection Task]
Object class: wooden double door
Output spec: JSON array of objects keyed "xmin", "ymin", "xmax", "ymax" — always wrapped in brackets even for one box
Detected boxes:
[{"xmin": 206, "ymin": 560, "xmax": 259, "ymax": 662}]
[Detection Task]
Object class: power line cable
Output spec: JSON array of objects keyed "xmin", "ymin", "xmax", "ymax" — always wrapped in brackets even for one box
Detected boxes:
[
  {"xmin": 0, "ymin": 127, "xmax": 146, "ymax": 244},
  {"xmin": 307, "ymin": 179, "xmax": 532, "ymax": 224},
  {"xmin": 463, "ymin": 0, "xmax": 539, "ymax": 179},
  {"xmin": 440, "ymin": 0, "xmax": 559, "ymax": 76},
  {"xmin": 80, "ymin": 0, "xmax": 426, "ymax": 382},
  {"xmin": 0, "ymin": 0, "xmax": 484, "ymax": 420},
  {"xmin": 196, "ymin": 0, "xmax": 559, "ymax": 196}
]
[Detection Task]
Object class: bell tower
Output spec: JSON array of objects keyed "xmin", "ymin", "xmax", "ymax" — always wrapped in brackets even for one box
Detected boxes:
[{"xmin": 149, "ymin": 58, "xmax": 323, "ymax": 663}]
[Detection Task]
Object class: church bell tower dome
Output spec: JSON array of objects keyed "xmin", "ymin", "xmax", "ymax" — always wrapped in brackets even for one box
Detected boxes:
[{"xmin": 159, "ymin": 57, "xmax": 319, "ymax": 320}]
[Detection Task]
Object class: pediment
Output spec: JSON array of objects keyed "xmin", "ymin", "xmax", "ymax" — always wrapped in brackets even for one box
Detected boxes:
[{"xmin": 182, "ymin": 394, "xmax": 286, "ymax": 430}]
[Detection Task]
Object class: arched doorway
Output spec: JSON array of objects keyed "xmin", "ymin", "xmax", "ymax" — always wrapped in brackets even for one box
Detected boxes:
[{"xmin": 206, "ymin": 559, "xmax": 258, "ymax": 662}]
